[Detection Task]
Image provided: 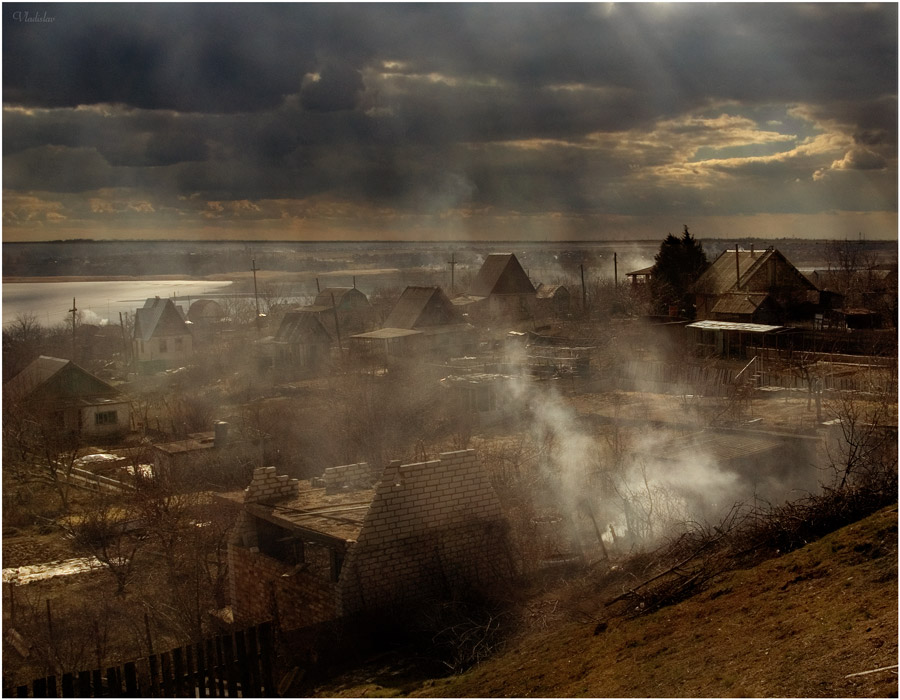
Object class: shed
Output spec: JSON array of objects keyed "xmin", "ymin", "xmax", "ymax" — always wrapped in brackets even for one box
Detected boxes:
[{"xmin": 535, "ymin": 284, "xmax": 571, "ymax": 317}]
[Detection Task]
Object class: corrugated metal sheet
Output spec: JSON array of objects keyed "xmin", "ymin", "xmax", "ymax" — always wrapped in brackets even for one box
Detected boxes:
[{"xmin": 686, "ymin": 320, "xmax": 784, "ymax": 333}]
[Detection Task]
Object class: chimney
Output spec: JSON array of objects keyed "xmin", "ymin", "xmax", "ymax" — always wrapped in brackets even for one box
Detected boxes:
[
  {"xmin": 214, "ymin": 421, "xmax": 229, "ymax": 447},
  {"xmin": 735, "ymin": 245, "xmax": 741, "ymax": 290}
]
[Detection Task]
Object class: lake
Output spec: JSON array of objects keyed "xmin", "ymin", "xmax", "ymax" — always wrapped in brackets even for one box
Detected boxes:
[{"xmin": 2, "ymin": 280, "xmax": 234, "ymax": 328}]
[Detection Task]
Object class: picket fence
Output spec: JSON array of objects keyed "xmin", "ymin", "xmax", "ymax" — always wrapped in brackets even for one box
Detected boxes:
[{"xmin": 4, "ymin": 622, "xmax": 275, "ymax": 698}]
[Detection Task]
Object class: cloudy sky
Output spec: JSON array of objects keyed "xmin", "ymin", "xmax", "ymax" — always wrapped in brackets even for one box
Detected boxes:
[{"xmin": 3, "ymin": 3, "xmax": 897, "ymax": 242}]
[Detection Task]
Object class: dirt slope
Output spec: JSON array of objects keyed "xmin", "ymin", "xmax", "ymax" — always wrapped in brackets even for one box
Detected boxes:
[{"xmin": 316, "ymin": 506, "xmax": 897, "ymax": 698}]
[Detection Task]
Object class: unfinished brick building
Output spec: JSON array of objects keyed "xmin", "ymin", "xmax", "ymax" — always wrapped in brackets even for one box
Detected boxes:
[{"xmin": 226, "ymin": 450, "xmax": 514, "ymax": 630}]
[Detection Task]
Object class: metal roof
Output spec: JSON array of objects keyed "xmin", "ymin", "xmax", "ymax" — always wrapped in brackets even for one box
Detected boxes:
[
  {"xmin": 350, "ymin": 328, "xmax": 422, "ymax": 340},
  {"xmin": 686, "ymin": 320, "xmax": 785, "ymax": 333},
  {"xmin": 134, "ymin": 297, "xmax": 189, "ymax": 342}
]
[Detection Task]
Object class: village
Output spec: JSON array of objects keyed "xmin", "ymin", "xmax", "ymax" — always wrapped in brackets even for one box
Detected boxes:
[{"xmin": 2, "ymin": 236, "xmax": 897, "ymax": 695}]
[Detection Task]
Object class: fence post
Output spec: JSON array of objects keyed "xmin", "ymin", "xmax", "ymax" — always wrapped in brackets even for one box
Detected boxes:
[
  {"xmin": 258, "ymin": 622, "xmax": 276, "ymax": 697},
  {"xmin": 123, "ymin": 662, "xmax": 138, "ymax": 697},
  {"xmin": 172, "ymin": 647, "xmax": 185, "ymax": 697},
  {"xmin": 235, "ymin": 630, "xmax": 252, "ymax": 697},
  {"xmin": 62, "ymin": 673, "xmax": 75, "ymax": 697},
  {"xmin": 148, "ymin": 655, "xmax": 160, "ymax": 697}
]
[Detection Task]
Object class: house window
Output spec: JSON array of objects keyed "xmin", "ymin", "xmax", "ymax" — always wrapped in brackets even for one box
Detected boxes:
[
  {"xmin": 159, "ymin": 338, "xmax": 168, "ymax": 353},
  {"xmin": 96, "ymin": 410, "xmax": 118, "ymax": 426},
  {"xmin": 175, "ymin": 336, "xmax": 183, "ymax": 351}
]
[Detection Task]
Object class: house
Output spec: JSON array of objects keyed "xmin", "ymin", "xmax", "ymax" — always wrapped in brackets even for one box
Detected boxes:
[
  {"xmin": 4, "ymin": 355, "xmax": 131, "ymax": 438},
  {"xmin": 257, "ymin": 311, "xmax": 332, "ymax": 376},
  {"xmin": 152, "ymin": 421, "xmax": 267, "ymax": 489},
  {"xmin": 806, "ymin": 263, "xmax": 898, "ymax": 328},
  {"xmin": 625, "ymin": 266, "xmax": 654, "ymax": 285},
  {"xmin": 305, "ymin": 287, "xmax": 375, "ymax": 337},
  {"xmin": 133, "ymin": 297, "xmax": 193, "ymax": 373},
  {"xmin": 226, "ymin": 450, "xmax": 514, "ymax": 629},
  {"xmin": 349, "ymin": 286, "xmax": 474, "ymax": 365},
  {"xmin": 187, "ymin": 299, "xmax": 225, "ymax": 325},
  {"xmin": 452, "ymin": 254, "xmax": 536, "ymax": 321},
  {"xmin": 535, "ymin": 284, "xmax": 571, "ymax": 318},
  {"xmin": 692, "ymin": 247, "xmax": 819, "ymax": 324}
]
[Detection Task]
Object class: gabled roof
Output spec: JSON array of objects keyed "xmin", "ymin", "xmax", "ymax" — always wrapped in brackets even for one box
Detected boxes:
[
  {"xmin": 469, "ymin": 254, "xmax": 535, "ymax": 297},
  {"xmin": 274, "ymin": 311, "xmax": 332, "ymax": 344},
  {"xmin": 693, "ymin": 249, "xmax": 776, "ymax": 296},
  {"xmin": 314, "ymin": 287, "xmax": 368, "ymax": 308},
  {"xmin": 4, "ymin": 355, "xmax": 121, "ymax": 402},
  {"xmin": 134, "ymin": 297, "xmax": 190, "ymax": 342},
  {"xmin": 535, "ymin": 284, "xmax": 569, "ymax": 299},
  {"xmin": 383, "ymin": 286, "xmax": 459, "ymax": 329},
  {"xmin": 711, "ymin": 293, "xmax": 771, "ymax": 316}
]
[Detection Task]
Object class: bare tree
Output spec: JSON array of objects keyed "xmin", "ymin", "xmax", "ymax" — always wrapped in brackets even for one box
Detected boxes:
[{"xmin": 64, "ymin": 493, "xmax": 145, "ymax": 595}]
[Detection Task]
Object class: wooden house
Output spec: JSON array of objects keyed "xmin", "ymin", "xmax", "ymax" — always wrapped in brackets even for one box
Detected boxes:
[
  {"xmin": 307, "ymin": 287, "xmax": 375, "ymax": 336},
  {"xmin": 692, "ymin": 247, "xmax": 819, "ymax": 324},
  {"xmin": 4, "ymin": 355, "xmax": 131, "ymax": 438},
  {"xmin": 132, "ymin": 297, "xmax": 193, "ymax": 373},
  {"xmin": 257, "ymin": 311, "xmax": 332, "ymax": 376},
  {"xmin": 349, "ymin": 286, "xmax": 474, "ymax": 364},
  {"xmin": 453, "ymin": 253, "xmax": 536, "ymax": 321}
]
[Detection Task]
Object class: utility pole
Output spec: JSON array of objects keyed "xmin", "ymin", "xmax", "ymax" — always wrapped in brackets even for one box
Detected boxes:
[
  {"xmin": 447, "ymin": 252, "xmax": 457, "ymax": 295},
  {"xmin": 69, "ymin": 297, "xmax": 77, "ymax": 359},
  {"xmin": 580, "ymin": 264, "xmax": 586, "ymax": 313},
  {"xmin": 331, "ymin": 292, "xmax": 343, "ymax": 352},
  {"xmin": 251, "ymin": 258, "xmax": 261, "ymax": 333},
  {"xmin": 614, "ymin": 252, "xmax": 618, "ymax": 288}
]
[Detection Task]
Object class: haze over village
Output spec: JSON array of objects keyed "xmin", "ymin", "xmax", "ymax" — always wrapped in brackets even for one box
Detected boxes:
[{"xmin": 2, "ymin": 4, "xmax": 897, "ymax": 698}]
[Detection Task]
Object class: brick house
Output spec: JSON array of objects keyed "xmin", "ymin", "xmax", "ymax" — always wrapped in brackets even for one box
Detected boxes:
[
  {"xmin": 4, "ymin": 355, "xmax": 132, "ymax": 438},
  {"xmin": 226, "ymin": 450, "xmax": 514, "ymax": 629}
]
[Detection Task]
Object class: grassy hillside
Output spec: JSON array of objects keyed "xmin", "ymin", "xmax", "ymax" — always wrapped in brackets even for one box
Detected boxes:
[{"xmin": 313, "ymin": 506, "xmax": 897, "ymax": 698}]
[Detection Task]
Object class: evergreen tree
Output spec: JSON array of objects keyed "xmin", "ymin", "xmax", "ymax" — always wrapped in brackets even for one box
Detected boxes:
[{"xmin": 649, "ymin": 225, "xmax": 709, "ymax": 318}]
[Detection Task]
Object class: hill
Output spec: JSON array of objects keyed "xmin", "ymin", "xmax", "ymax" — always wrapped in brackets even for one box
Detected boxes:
[{"xmin": 312, "ymin": 506, "xmax": 897, "ymax": 698}]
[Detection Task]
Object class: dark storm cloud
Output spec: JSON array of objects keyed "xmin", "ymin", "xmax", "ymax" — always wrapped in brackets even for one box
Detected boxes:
[{"xmin": 2, "ymin": 3, "xmax": 897, "ymax": 239}]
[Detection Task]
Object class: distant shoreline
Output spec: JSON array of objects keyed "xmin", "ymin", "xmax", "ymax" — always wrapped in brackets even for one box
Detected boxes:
[{"xmin": 3, "ymin": 275, "xmax": 226, "ymax": 284}]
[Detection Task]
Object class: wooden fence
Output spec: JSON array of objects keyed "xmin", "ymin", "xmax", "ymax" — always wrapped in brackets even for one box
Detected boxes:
[
  {"xmin": 620, "ymin": 359, "xmax": 889, "ymax": 395},
  {"xmin": 4, "ymin": 622, "xmax": 275, "ymax": 698}
]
